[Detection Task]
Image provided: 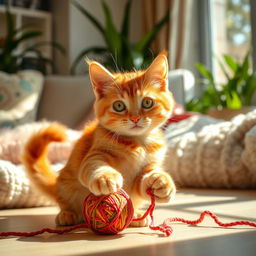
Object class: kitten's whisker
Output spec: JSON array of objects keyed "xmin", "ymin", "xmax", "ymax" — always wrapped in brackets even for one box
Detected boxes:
[{"xmin": 109, "ymin": 52, "xmax": 120, "ymax": 73}]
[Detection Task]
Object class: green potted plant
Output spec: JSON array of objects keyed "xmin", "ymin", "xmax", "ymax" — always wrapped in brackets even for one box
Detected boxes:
[
  {"xmin": 71, "ymin": 0, "xmax": 170, "ymax": 74},
  {"xmin": 0, "ymin": 6, "xmax": 65, "ymax": 74},
  {"xmin": 186, "ymin": 53, "xmax": 256, "ymax": 120}
]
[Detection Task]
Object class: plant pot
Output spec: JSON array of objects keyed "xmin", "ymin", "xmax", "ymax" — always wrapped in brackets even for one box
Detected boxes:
[
  {"xmin": 20, "ymin": 57, "xmax": 47, "ymax": 74},
  {"xmin": 206, "ymin": 107, "xmax": 255, "ymax": 121}
]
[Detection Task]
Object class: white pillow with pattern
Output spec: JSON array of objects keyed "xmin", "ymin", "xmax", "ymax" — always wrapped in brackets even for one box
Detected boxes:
[{"xmin": 0, "ymin": 70, "xmax": 44, "ymax": 128}]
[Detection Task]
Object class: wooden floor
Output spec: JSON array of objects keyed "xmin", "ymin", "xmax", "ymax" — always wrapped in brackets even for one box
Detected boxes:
[{"xmin": 1, "ymin": 189, "xmax": 256, "ymax": 256}]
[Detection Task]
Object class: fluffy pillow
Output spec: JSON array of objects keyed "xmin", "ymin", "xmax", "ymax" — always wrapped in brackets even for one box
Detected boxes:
[
  {"xmin": 0, "ymin": 160, "xmax": 62, "ymax": 208},
  {"xmin": 0, "ymin": 121, "xmax": 80, "ymax": 209},
  {"xmin": 0, "ymin": 70, "xmax": 44, "ymax": 128},
  {"xmin": 165, "ymin": 110, "xmax": 256, "ymax": 189},
  {"xmin": 0, "ymin": 121, "xmax": 81, "ymax": 164}
]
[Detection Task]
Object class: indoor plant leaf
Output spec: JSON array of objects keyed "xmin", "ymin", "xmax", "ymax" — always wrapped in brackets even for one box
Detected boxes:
[
  {"xmin": 134, "ymin": 8, "xmax": 170, "ymax": 52},
  {"xmin": 130, "ymin": 49, "xmax": 144, "ymax": 69},
  {"xmin": 195, "ymin": 62, "xmax": 214, "ymax": 82},
  {"xmin": 217, "ymin": 56, "xmax": 230, "ymax": 80},
  {"xmin": 239, "ymin": 52, "xmax": 250, "ymax": 78},
  {"xmin": 187, "ymin": 52, "xmax": 255, "ymax": 114},
  {"xmin": 72, "ymin": 0, "xmax": 105, "ymax": 35},
  {"xmin": 71, "ymin": 1, "xmax": 170, "ymax": 73},
  {"xmin": 12, "ymin": 31, "xmax": 42, "ymax": 50},
  {"xmin": 1, "ymin": 5, "xmax": 65, "ymax": 74},
  {"xmin": 121, "ymin": 0, "xmax": 132, "ymax": 39},
  {"xmin": 70, "ymin": 46, "xmax": 108, "ymax": 74},
  {"xmin": 243, "ymin": 72, "xmax": 256, "ymax": 105},
  {"xmin": 223, "ymin": 76, "xmax": 240, "ymax": 95},
  {"xmin": 223, "ymin": 55, "xmax": 238, "ymax": 73},
  {"xmin": 102, "ymin": 1, "xmax": 122, "ymax": 64},
  {"xmin": 25, "ymin": 41, "xmax": 66, "ymax": 55},
  {"xmin": 225, "ymin": 91, "xmax": 242, "ymax": 109}
]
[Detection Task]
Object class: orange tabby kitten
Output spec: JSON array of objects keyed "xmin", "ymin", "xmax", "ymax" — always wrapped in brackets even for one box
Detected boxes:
[{"xmin": 22, "ymin": 53, "xmax": 176, "ymax": 227}]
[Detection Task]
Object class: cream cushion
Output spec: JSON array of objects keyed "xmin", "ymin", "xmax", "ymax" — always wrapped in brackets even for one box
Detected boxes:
[{"xmin": 0, "ymin": 70, "xmax": 43, "ymax": 128}]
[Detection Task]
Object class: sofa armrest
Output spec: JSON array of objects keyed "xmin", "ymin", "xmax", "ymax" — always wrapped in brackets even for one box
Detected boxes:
[{"xmin": 168, "ymin": 69, "xmax": 195, "ymax": 106}]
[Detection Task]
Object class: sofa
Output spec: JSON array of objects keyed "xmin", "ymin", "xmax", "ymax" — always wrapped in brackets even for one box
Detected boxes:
[{"xmin": 37, "ymin": 69, "xmax": 195, "ymax": 128}]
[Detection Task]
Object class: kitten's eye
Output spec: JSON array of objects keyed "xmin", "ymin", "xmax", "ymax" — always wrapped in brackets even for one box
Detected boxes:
[
  {"xmin": 142, "ymin": 98, "xmax": 154, "ymax": 109},
  {"xmin": 113, "ymin": 101, "xmax": 126, "ymax": 112}
]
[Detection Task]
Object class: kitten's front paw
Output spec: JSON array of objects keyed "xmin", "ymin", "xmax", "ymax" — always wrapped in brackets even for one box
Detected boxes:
[
  {"xmin": 141, "ymin": 171, "xmax": 176, "ymax": 203},
  {"xmin": 88, "ymin": 167, "xmax": 123, "ymax": 195}
]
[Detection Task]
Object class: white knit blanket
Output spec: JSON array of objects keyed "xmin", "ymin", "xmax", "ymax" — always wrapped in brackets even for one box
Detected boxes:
[
  {"xmin": 165, "ymin": 110, "xmax": 256, "ymax": 189},
  {"xmin": 1, "ymin": 111, "xmax": 256, "ymax": 209},
  {"xmin": 0, "ymin": 161, "xmax": 61, "ymax": 208},
  {"xmin": 0, "ymin": 122, "xmax": 80, "ymax": 209}
]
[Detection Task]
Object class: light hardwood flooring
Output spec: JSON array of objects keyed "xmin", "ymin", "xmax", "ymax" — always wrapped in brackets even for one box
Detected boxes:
[{"xmin": 0, "ymin": 189, "xmax": 256, "ymax": 256}]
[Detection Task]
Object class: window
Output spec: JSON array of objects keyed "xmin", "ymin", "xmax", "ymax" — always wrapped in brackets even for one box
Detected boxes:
[{"xmin": 210, "ymin": 0, "xmax": 253, "ymax": 82}]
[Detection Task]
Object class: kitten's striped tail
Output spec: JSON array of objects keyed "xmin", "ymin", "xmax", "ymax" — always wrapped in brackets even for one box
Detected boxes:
[{"xmin": 22, "ymin": 123, "xmax": 67, "ymax": 200}]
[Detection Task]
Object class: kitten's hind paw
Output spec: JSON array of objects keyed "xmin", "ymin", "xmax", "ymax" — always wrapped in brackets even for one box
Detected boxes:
[
  {"xmin": 56, "ymin": 210, "xmax": 81, "ymax": 226},
  {"xmin": 130, "ymin": 211, "xmax": 150, "ymax": 227}
]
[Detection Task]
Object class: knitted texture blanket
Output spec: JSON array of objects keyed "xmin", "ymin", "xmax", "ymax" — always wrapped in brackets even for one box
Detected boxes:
[
  {"xmin": 0, "ymin": 160, "xmax": 59, "ymax": 208},
  {"xmin": 165, "ymin": 109, "xmax": 256, "ymax": 189},
  {"xmin": 1, "ymin": 111, "xmax": 256, "ymax": 209},
  {"xmin": 0, "ymin": 122, "xmax": 80, "ymax": 208}
]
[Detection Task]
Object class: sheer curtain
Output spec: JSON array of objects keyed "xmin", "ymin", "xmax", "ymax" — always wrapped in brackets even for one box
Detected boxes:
[{"xmin": 141, "ymin": 0, "xmax": 193, "ymax": 70}]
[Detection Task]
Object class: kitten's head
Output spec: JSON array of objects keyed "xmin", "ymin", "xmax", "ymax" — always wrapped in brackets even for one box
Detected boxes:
[{"xmin": 88, "ymin": 54, "xmax": 174, "ymax": 136}]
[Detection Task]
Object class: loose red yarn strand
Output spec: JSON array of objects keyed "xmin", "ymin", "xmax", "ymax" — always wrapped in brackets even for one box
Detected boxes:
[
  {"xmin": 0, "ymin": 189, "xmax": 256, "ymax": 238},
  {"xmin": 0, "ymin": 223, "xmax": 89, "ymax": 237},
  {"xmin": 165, "ymin": 211, "xmax": 256, "ymax": 228},
  {"xmin": 144, "ymin": 189, "xmax": 256, "ymax": 236}
]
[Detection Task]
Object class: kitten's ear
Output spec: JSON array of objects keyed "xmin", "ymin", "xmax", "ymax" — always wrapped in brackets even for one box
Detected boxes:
[
  {"xmin": 88, "ymin": 60, "xmax": 115, "ymax": 97},
  {"xmin": 144, "ymin": 53, "xmax": 169, "ymax": 91}
]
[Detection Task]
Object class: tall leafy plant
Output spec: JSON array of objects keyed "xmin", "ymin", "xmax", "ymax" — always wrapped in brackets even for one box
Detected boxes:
[
  {"xmin": 71, "ymin": 0, "xmax": 170, "ymax": 74},
  {"xmin": 0, "ymin": 6, "xmax": 65, "ymax": 74},
  {"xmin": 186, "ymin": 53, "xmax": 256, "ymax": 113}
]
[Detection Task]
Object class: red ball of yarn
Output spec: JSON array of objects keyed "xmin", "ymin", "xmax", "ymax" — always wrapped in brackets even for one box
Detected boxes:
[{"xmin": 82, "ymin": 189, "xmax": 134, "ymax": 234}]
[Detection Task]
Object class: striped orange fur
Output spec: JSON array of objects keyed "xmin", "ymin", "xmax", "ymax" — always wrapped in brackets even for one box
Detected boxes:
[{"xmin": 22, "ymin": 53, "xmax": 176, "ymax": 227}]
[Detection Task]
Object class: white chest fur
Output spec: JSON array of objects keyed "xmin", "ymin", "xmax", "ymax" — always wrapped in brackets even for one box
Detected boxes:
[{"xmin": 118, "ymin": 137, "xmax": 167, "ymax": 180}]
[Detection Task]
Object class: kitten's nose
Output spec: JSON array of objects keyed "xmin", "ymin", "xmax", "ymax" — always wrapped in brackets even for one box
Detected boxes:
[{"xmin": 130, "ymin": 116, "xmax": 140, "ymax": 124}]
